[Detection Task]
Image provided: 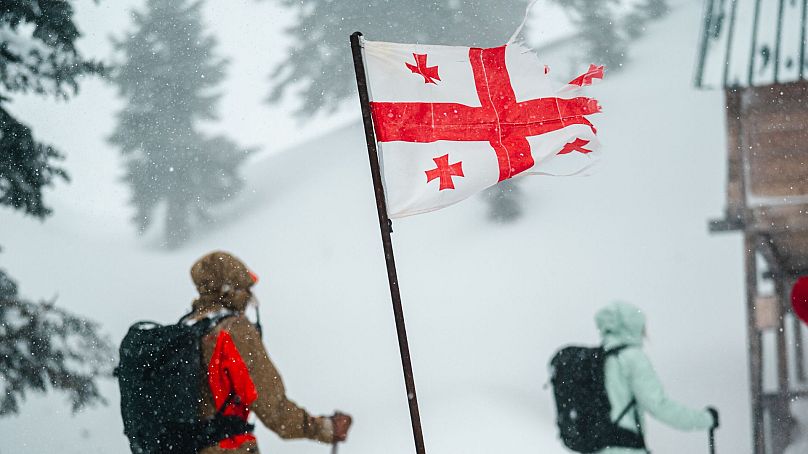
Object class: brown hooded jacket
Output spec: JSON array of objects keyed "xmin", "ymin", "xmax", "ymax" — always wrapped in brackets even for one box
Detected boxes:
[{"xmin": 190, "ymin": 252, "xmax": 333, "ymax": 454}]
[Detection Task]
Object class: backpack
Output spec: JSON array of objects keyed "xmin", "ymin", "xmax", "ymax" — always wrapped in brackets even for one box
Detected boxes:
[
  {"xmin": 115, "ymin": 313, "xmax": 254, "ymax": 454},
  {"xmin": 549, "ymin": 345, "xmax": 646, "ymax": 453}
]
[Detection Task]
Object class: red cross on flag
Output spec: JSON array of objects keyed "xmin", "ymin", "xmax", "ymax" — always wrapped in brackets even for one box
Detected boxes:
[{"xmin": 361, "ymin": 38, "xmax": 604, "ymax": 218}]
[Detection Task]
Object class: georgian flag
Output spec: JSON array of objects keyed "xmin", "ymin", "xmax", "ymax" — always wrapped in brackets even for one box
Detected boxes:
[{"xmin": 361, "ymin": 38, "xmax": 604, "ymax": 218}]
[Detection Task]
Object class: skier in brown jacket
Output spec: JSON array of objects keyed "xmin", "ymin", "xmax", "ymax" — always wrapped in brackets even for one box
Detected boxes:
[{"xmin": 189, "ymin": 251, "xmax": 352, "ymax": 453}]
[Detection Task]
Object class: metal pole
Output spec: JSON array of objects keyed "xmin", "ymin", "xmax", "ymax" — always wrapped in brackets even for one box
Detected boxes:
[{"xmin": 349, "ymin": 31, "xmax": 427, "ymax": 454}]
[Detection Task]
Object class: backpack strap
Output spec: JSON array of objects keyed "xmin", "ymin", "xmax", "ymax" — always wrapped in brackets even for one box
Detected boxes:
[
  {"xmin": 254, "ymin": 306, "xmax": 263, "ymax": 338},
  {"xmin": 215, "ymin": 390, "xmax": 238, "ymax": 417},
  {"xmin": 195, "ymin": 389, "xmax": 255, "ymax": 451},
  {"xmin": 215, "ymin": 368, "xmax": 245, "ymax": 417},
  {"xmin": 634, "ymin": 404, "xmax": 648, "ymax": 452},
  {"xmin": 614, "ymin": 398, "xmax": 637, "ymax": 425},
  {"xmin": 179, "ymin": 310, "xmax": 237, "ymax": 329},
  {"xmin": 603, "ymin": 346, "xmax": 637, "ymax": 427},
  {"xmin": 604, "ymin": 345, "xmax": 629, "ymax": 357},
  {"xmin": 210, "ymin": 311, "xmax": 237, "ymax": 327},
  {"xmin": 178, "ymin": 309, "xmax": 196, "ymax": 324},
  {"xmin": 607, "ymin": 346, "xmax": 650, "ymax": 453}
]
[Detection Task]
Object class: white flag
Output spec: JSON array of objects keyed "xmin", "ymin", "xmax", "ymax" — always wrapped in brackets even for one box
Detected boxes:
[{"xmin": 361, "ymin": 38, "xmax": 604, "ymax": 218}]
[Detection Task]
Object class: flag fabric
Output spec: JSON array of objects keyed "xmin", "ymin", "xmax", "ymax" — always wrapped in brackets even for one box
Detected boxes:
[{"xmin": 361, "ymin": 37, "xmax": 605, "ymax": 219}]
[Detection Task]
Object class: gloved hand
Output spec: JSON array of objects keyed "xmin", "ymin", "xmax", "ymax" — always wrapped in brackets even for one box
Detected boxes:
[
  {"xmin": 331, "ymin": 411, "xmax": 353, "ymax": 443},
  {"xmin": 707, "ymin": 406, "xmax": 719, "ymax": 429}
]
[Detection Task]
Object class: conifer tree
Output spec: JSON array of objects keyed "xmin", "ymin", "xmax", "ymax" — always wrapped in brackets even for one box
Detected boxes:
[
  {"xmin": 0, "ymin": 0, "xmax": 113, "ymax": 416},
  {"xmin": 0, "ymin": 109, "xmax": 67, "ymax": 218},
  {"xmin": 0, "ymin": 269, "xmax": 113, "ymax": 416},
  {"xmin": 110, "ymin": 0, "xmax": 250, "ymax": 248}
]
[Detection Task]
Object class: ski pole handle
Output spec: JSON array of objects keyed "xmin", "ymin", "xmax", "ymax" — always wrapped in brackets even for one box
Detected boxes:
[{"xmin": 706, "ymin": 406, "xmax": 719, "ymax": 454}]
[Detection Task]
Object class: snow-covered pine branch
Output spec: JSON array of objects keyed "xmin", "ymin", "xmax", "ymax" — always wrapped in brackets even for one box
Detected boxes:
[{"xmin": 0, "ymin": 10, "xmax": 103, "ymax": 99}]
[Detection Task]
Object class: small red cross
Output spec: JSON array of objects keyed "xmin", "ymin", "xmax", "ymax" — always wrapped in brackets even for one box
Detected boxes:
[
  {"xmin": 372, "ymin": 46, "xmax": 600, "ymax": 182},
  {"xmin": 558, "ymin": 138, "xmax": 593, "ymax": 155},
  {"xmin": 425, "ymin": 154, "xmax": 464, "ymax": 190},
  {"xmin": 406, "ymin": 54, "xmax": 441, "ymax": 84}
]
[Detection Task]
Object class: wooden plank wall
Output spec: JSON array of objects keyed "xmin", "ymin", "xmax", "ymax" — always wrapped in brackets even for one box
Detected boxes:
[{"xmin": 727, "ymin": 81, "xmax": 808, "ymax": 272}]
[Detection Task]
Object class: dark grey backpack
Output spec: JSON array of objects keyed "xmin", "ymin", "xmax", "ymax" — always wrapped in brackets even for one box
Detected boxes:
[
  {"xmin": 115, "ymin": 313, "xmax": 253, "ymax": 454},
  {"xmin": 549, "ymin": 345, "xmax": 645, "ymax": 453}
]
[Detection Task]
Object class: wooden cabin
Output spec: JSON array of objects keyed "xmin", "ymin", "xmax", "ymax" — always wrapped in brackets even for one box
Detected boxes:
[{"xmin": 696, "ymin": 1, "xmax": 808, "ymax": 453}]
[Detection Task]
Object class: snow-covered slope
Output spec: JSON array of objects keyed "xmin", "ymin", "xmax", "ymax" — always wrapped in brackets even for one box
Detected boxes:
[{"xmin": 0, "ymin": 2, "xmax": 748, "ymax": 454}]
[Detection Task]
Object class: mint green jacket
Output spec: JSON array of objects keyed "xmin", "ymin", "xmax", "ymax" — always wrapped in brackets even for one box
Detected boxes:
[{"xmin": 595, "ymin": 302, "xmax": 714, "ymax": 454}]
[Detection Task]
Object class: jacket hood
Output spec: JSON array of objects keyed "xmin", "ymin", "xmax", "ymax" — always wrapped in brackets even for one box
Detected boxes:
[
  {"xmin": 191, "ymin": 251, "xmax": 255, "ymax": 313},
  {"xmin": 595, "ymin": 301, "xmax": 646, "ymax": 348}
]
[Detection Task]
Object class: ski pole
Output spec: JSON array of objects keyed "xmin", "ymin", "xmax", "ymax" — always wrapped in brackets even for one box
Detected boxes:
[
  {"xmin": 709, "ymin": 428, "xmax": 715, "ymax": 454},
  {"xmin": 331, "ymin": 442, "xmax": 339, "ymax": 454}
]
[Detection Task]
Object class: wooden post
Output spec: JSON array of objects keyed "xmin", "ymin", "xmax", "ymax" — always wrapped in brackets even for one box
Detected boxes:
[
  {"xmin": 773, "ymin": 274, "xmax": 792, "ymax": 454},
  {"xmin": 759, "ymin": 238, "xmax": 798, "ymax": 454},
  {"xmin": 349, "ymin": 31, "xmax": 428, "ymax": 454},
  {"xmin": 744, "ymin": 233, "xmax": 765, "ymax": 454},
  {"xmin": 793, "ymin": 276, "xmax": 806, "ymax": 382},
  {"xmin": 724, "ymin": 89, "xmax": 744, "ymax": 218}
]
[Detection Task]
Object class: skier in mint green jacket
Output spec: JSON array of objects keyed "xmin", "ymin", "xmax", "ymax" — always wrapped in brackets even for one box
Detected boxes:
[{"xmin": 595, "ymin": 301, "xmax": 719, "ymax": 453}]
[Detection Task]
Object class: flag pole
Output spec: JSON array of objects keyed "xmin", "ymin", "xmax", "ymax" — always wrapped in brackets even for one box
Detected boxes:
[{"xmin": 350, "ymin": 31, "xmax": 427, "ymax": 454}]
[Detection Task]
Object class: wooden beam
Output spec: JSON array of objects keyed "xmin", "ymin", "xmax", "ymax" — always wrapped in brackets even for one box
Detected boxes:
[
  {"xmin": 748, "ymin": 206, "xmax": 808, "ymax": 234},
  {"xmin": 709, "ymin": 215, "xmax": 745, "ymax": 233},
  {"xmin": 761, "ymin": 389, "xmax": 808, "ymax": 403}
]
